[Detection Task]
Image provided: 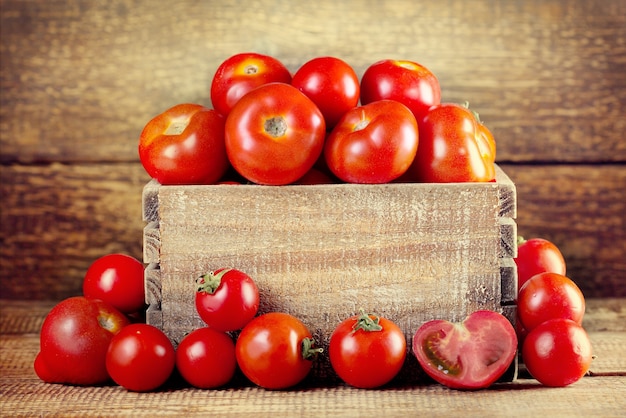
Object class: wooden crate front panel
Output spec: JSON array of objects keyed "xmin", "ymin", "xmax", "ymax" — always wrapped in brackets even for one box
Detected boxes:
[{"xmin": 143, "ymin": 166, "xmax": 517, "ymax": 381}]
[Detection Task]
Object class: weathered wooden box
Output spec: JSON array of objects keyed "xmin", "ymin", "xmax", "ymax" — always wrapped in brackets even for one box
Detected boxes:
[{"xmin": 142, "ymin": 165, "xmax": 517, "ymax": 383}]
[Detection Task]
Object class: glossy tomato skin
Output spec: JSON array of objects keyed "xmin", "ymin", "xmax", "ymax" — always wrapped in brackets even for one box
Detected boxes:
[
  {"xmin": 138, "ymin": 103, "xmax": 229, "ymax": 185},
  {"xmin": 235, "ymin": 312, "xmax": 321, "ymax": 389},
  {"xmin": 106, "ymin": 323, "xmax": 175, "ymax": 392},
  {"xmin": 291, "ymin": 56, "xmax": 360, "ymax": 129},
  {"xmin": 225, "ymin": 82, "xmax": 326, "ymax": 185},
  {"xmin": 408, "ymin": 103, "xmax": 496, "ymax": 183},
  {"xmin": 35, "ymin": 296, "xmax": 130, "ymax": 385},
  {"xmin": 176, "ymin": 327, "xmax": 237, "ymax": 389},
  {"xmin": 324, "ymin": 100, "xmax": 418, "ymax": 184},
  {"xmin": 360, "ymin": 59, "xmax": 441, "ymax": 121},
  {"xmin": 517, "ymin": 272, "xmax": 585, "ymax": 332},
  {"xmin": 82, "ymin": 253, "xmax": 145, "ymax": 314},
  {"xmin": 412, "ymin": 310, "xmax": 517, "ymax": 390},
  {"xmin": 522, "ymin": 318, "xmax": 592, "ymax": 387},
  {"xmin": 329, "ymin": 312, "xmax": 406, "ymax": 388},
  {"xmin": 515, "ymin": 237, "xmax": 566, "ymax": 291},
  {"xmin": 211, "ymin": 52, "xmax": 292, "ymax": 116},
  {"xmin": 195, "ymin": 268, "xmax": 260, "ymax": 332}
]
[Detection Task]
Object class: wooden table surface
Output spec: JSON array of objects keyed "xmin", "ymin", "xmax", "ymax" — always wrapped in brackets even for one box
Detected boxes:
[{"xmin": 1, "ymin": 299, "xmax": 624, "ymax": 417}]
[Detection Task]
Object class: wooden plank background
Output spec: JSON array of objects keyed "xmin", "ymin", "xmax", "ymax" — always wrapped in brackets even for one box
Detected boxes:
[{"xmin": 1, "ymin": 0, "xmax": 625, "ymax": 300}]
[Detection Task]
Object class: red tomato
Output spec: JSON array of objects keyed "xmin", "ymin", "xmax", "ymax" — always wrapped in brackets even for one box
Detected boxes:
[
  {"xmin": 35, "ymin": 296, "xmax": 130, "ymax": 385},
  {"xmin": 360, "ymin": 59, "xmax": 441, "ymax": 121},
  {"xmin": 176, "ymin": 327, "xmax": 236, "ymax": 389},
  {"xmin": 522, "ymin": 318, "xmax": 593, "ymax": 387},
  {"xmin": 515, "ymin": 237, "xmax": 566, "ymax": 291},
  {"xmin": 324, "ymin": 100, "xmax": 418, "ymax": 184},
  {"xmin": 106, "ymin": 323, "xmax": 175, "ymax": 392},
  {"xmin": 291, "ymin": 56, "xmax": 360, "ymax": 129},
  {"xmin": 138, "ymin": 103, "xmax": 229, "ymax": 185},
  {"xmin": 225, "ymin": 82, "xmax": 326, "ymax": 185},
  {"xmin": 195, "ymin": 268, "xmax": 260, "ymax": 332},
  {"xmin": 211, "ymin": 52, "xmax": 292, "ymax": 116},
  {"xmin": 412, "ymin": 310, "xmax": 517, "ymax": 390},
  {"xmin": 82, "ymin": 253, "xmax": 145, "ymax": 314},
  {"xmin": 329, "ymin": 310, "xmax": 406, "ymax": 388},
  {"xmin": 517, "ymin": 272, "xmax": 585, "ymax": 332},
  {"xmin": 235, "ymin": 312, "xmax": 322, "ymax": 389},
  {"xmin": 294, "ymin": 168, "xmax": 336, "ymax": 185},
  {"xmin": 407, "ymin": 103, "xmax": 496, "ymax": 183}
]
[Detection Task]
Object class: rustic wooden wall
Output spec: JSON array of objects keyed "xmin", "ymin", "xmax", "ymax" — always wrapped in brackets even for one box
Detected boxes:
[{"xmin": 1, "ymin": 0, "xmax": 624, "ymax": 300}]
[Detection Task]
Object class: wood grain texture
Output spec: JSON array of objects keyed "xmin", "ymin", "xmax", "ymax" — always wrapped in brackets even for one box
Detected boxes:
[
  {"xmin": 1, "ymin": 0, "xmax": 624, "ymax": 163},
  {"xmin": 1, "ymin": 299, "xmax": 625, "ymax": 416}
]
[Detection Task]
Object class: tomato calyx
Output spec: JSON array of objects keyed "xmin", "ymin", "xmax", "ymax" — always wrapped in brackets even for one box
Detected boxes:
[
  {"xmin": 352, "ymin": 309, "xmax": 383, "ymax": 333},
  {"xmin": 301, "ymin": 337, "xmax": 324, "ymax": 361},
  {"xmin": 264, "ymin": 116, "xmax": 288, "ymax": 138},
  {"xmin": 197, "ymin": 269, "xmax": 232, "ymax": 294}
]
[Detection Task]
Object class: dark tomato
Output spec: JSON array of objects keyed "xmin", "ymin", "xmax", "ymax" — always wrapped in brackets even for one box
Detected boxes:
[
  {"xmin": 292, "ymin": 56, "xmax": 360, "ymax": 129},
  {"xmin": 82, "ymin": 253, "xmax": 145, "ymax": 314},
  {"xmin": 106, "ymin": 323, "xmax": 176, "ymax": 392},
  {"xmin": 175, "ymin": 327, "xmax": 237, "ymax": 389},
  {"xmin": 522, "ymin": 318, "xmax": 593, "ymax": 387},
  {"xmin": 517, "ymin": 272, "xmax": 585, "ymax": 332},
  {"xmin": 195, "ymin": 268, "xmax": 260, "ymax": 332}
]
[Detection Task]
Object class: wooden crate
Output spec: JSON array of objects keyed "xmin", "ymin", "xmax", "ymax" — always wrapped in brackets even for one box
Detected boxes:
[{"xmin": 142, "ymin": 165, "xmax": 518, "ymax": 383}]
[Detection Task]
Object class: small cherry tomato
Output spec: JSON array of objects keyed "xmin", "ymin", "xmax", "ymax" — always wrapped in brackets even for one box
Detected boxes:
[
  {"xmin": 324, "ymin": 100, "xmax": 418, "ymax": 184},
  {"xmin": 175, "ymin": 327, "xmax": 237, "ymax": 389},
  {"xmin": 407, "ymin": 102, "xmax": 496, "ymax": 183},
  {"xmin": 329, "ymin": 310, "xmax": 406, "ymax": 388},
  {"xmin": 35, "ymin": 297, "xmax": 130, "ymax": 385},
  {"xmin": 412, "ymin": 310, "xmax": 517, "ymax": 390},
  {"xmin": 225, "ymin": 82, "xmax": 326, "ymax": 185},
  {"xmin": 235, "ymin": 312, "xmax": 322, "ymax": 389},
  {"xmin": 106, "ymin": 323, "xmax": 175, "ymax": 392},
  {"xmin": 360, "ymin": 59, "xmax": 441, "ymax": 121},
  {"xmin": 138, "ymin": 103, "xmax": 229, "ymax": 185},
  {"xmin": 195, "ymin": 268, "xmax": 260, "ymax": 332},
  {"xmin": 515, "ymin": 237, "xmax": 567, "ymax": 291},
  {"xmin": 82, "ymin": 253, "xmax": 145, "ymax": 314},
  {"xmin": 211, "ymin": 52, "xmax": 292, "ymax": 116},
  {"xmin": 522, "ymin": 318, "xmax": 592, "ymax": 387},
  {"xmin": 292, "ymin": 56, "xmax": 360, "ymax": 129},
  {"xmin": 517, "ymin": 272, "xmax": 585, "ymax": 332}
]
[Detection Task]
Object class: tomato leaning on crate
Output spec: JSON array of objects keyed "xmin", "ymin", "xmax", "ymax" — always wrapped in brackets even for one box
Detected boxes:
[
  {"xmin": 138, "ymin": 103, "xmax": 229, "ymax": 185},
  {"xmin": 407, "ymin": 102, "xmax": 496, "ymax": 183},
  {"xmin": 176, "ymin": 327, "xmax": 237, "ymax": 389},
  {"xmin": 82, "ymin": 253, "xmax": 145, "ymax": 315},
  {"xmin": 225, "ymin": 82, "xmax": 326, "ymax": 185},
  {"xmin": 235, "ymin": 312, "xmax": 322, "ymax": 389},
  {"xmin": 291, "ymin": 56, "xmax": 360, "ymax": 129},
  {"xmin": 360, "ymin": 59, "xmax": 441, "ymax": 121},
  {"xmin": 515, "ymin": 237, "xmax": 567, "ymax": 291},
  {"xmin": 324, "ymin": 100, "xmax": 418, "ymax": 184},
  {"xmin": 522, "ymin": 318, "xmax": 593, "ymax": 387},
  {"xmin": 329, "ymin": 310, "xmax": 406, "ymax": 388},
  {"xmin": 106, "ymin": 323, "xmax": 176, "ymax": 392},
  {"xmin": 412, "ymin": 310, "xmax": 517, "ymax": 390},
  {"xmin": 34, "ymin": 296, "xmax": 130, "ymax": 385},
  {"xmin": 517, "ymin": 272, "xmax": 585, "ymax": 332},
  {"xmin": 210, "ymin": 52, "xmax": 292, "ymax": 117},
  {"xmin": 195, "ymin": 268, "xmax": 260, "ymax": 332}
]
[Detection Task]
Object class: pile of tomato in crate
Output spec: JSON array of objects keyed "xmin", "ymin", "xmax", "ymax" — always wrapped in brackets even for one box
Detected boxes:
[{"xmin": 34, "ymin": 53, "xmax": 592, "ymax": 392}]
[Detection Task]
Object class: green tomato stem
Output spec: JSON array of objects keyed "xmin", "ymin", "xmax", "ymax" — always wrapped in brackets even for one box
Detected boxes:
[
  {"xmin": 196, "ymin": 269, "xmax": 231, "ymax": 294},
  {"xmin": 352, "ymin": 308, "xmax": 383, "ymax": 333}
]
